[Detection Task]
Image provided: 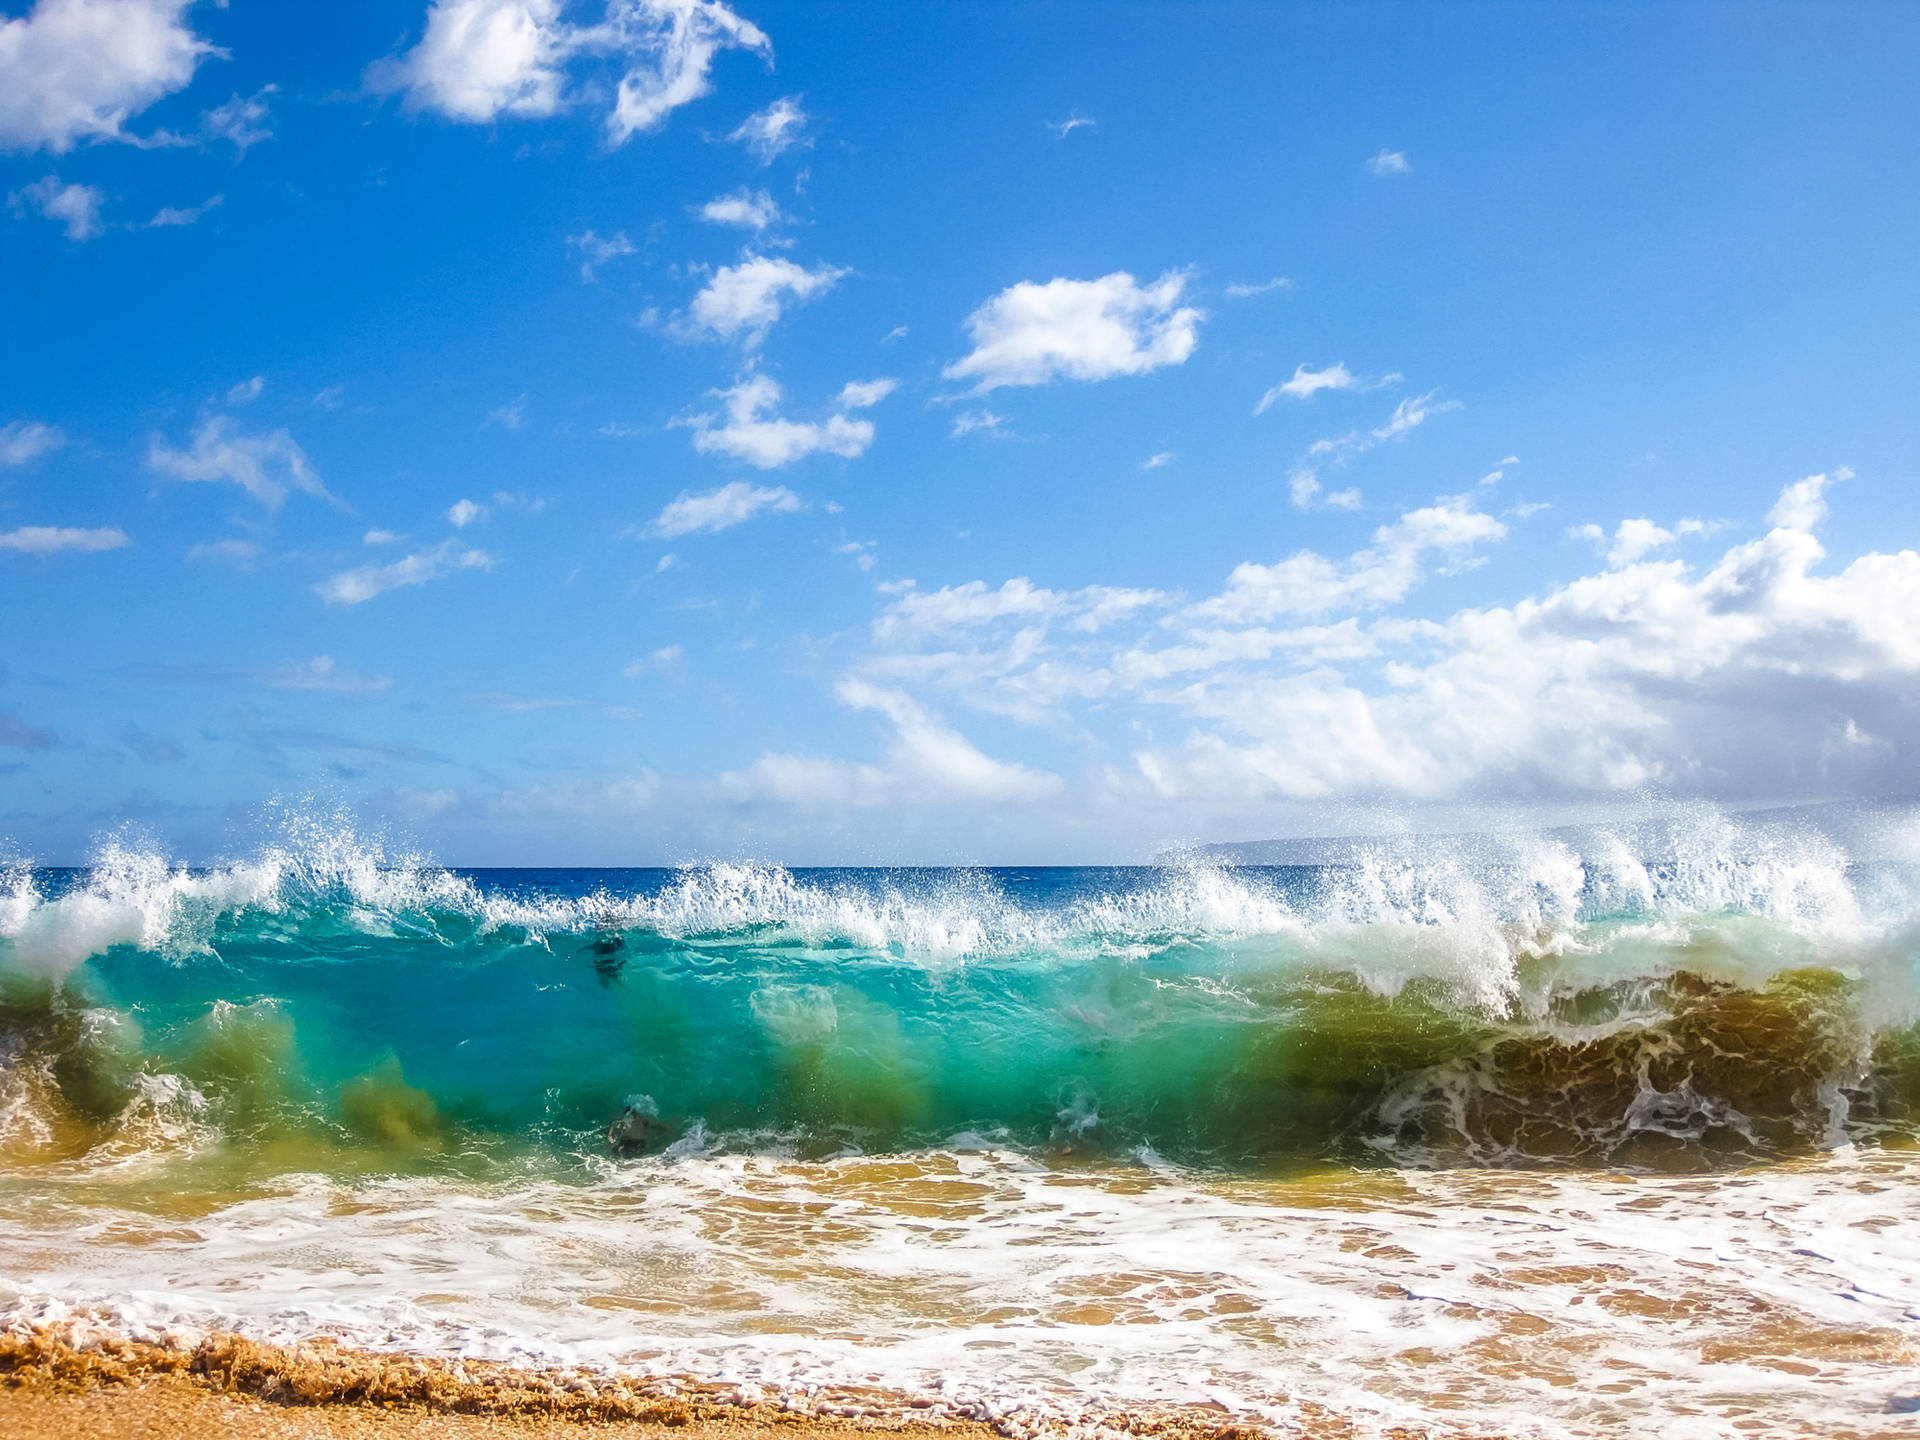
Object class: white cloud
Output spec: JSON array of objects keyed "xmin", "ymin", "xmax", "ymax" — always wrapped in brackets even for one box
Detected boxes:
[
  {"xmin": 604, "ymin": 0, "xmax": 771, "ymax": 145},
  {"xmin": 1256, "ymin": 361, "xmax": 1358, "ymax": 413},
  {"xmin": 1195, "ymin": 495, "xmax": 1506, "ymax": 625},
  {"xmin": 363, "ymin": 528, "xmax": 403, "ymax": 546},
  {"xmin": 943, "ymin": 269, "xmax": 1203, "ymax": 393},
  {"xmin": 567, "ymin": 227, "xmax": 634, "ymax": 281},
  {"xmin": 677, "ymin": 373, "xmax": 881, "ymax": 470},
  {"xmin": 1224, "ymin": 277, "xmax": 1292, "ymax": 298},
  {"xmin": 647, "ymin": 477, "xmax": 803, "ymax": 537},
  {"xmin": 1370, "ymin": 389, "xmax": 1458, "ymax": 440},
  {"xmin": 623, "ymin": 644, "xmax": 682, "ymax": 675},
  {"xmin": 146, "ymin": 193, "xmax": 221, "ymax": 228},
  {"xmin": 1287, "ymin": 388, "xmax": 1460, "ymax": 510},
  {"xmin": 720, "ymin": 679, "xmax": 1062, "ymax": 808},
  {"xmin": 848, "ymin": 472, "xmax": 1920, "ymax": 810},
  {"xmin": 315, "ymin": 539, "xmax": 494, "ymax": 606},
  {"xmin": 200, "ymin": 86, "xmax": 274, "ymax": 155},
  {"xmin": 312, "ymin": 386, "xmax": 346, "ymax": 411},
  {"xmin": 1768, "ymin": 468, "xmax": 1845, "ymax": 530},
  {"xmin": 1143, "ymin": 451, "xmax": 1174, "ymax": 470},
  {"xmin": 698, "ymin": 186, "xmax": 783, "ymax": 230},
  {"xmin": 187, "ymin": 537, "xmax": 263, "ymax": 568},
  {"xmin": 0, "ymin": 0, "xmax": 216, "ymax": 154},
  {"xmin": 267, "ymin": 656, "xmax": 393, "ymax": 694},
  {"xmin": 1572, "ymin": 515, "xmax": 1713, "ymax": 568},
  {"xmin": 835, "ymin": 377, "xmax": 896, "ymax": 409},
  {"xmin": 0, "ymin": 524, "xmax": 129, "ymax": 555},
  {"xmin": 9, "ymin": 176, "xmax": 103, "ymax": 239},
  {"xmin": 1048, "ymin": 110, "xmax": 1094, "ymax": 139},
  {"xmin": 448, "ymin": 498, "xmax": 486, "ymax": 527},
  {"xmin": 728, "ymin": 94, "xmax": 806, "ymax": 162},
  {"xmin": 682, "ymin": 254, "xmax": 843, "ymax": 346},
  {"xmin": 837, "ymin": 540, "xmax": 876, "ymax": 572},
  {"xmin": 1367, "ymin": 148, "xmax": 1411, "ymax": 176},
  {"xmin": 950, "ymin": 409, "xmax": 1006, "ymax": 439},
  {"xmin": 486, "ymin": 395, "xmax": 527, "ymax": 429},
  {"xmin": 225, "ymin": 375, "xmax": 263, "ymax": 405},
  {"xmin": 0, "ymin": 421, "xmax": 66, "ymax": 466},
  {"xmin": 370, "ymin": 0, "xmax": 769, "ymax": 144},
  {"xmin": 147, "ymin": 417, "xmax": 332, "ymax": 509}
]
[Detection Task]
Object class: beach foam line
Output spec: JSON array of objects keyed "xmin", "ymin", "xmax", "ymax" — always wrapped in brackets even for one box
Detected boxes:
[{"xmin": 0, "ymin": 1316, "xmax": 1400, "ymax": 1440}]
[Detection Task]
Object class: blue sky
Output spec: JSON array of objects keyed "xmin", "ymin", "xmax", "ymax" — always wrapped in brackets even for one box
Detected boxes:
[{"xmin": 3, "ymin": 0, "xmax": 1919, "ymax": 864}]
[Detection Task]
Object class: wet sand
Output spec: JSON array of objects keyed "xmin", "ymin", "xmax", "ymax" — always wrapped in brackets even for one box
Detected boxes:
[{"xmin": 0, "ymin": 1325, "xmax": 1444, "ymax": 1440}]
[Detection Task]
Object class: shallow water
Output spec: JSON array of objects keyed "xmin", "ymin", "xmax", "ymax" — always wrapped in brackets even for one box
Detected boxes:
[{"xmin": 6, "ymin": 806, "xmax": 1920, "ymax": 1436}]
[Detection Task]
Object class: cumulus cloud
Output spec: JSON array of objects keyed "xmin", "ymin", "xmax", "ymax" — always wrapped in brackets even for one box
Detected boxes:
[
  {"xmin": 370, "ymin": 0, "xmax": 769, "ymax": 145},
  {"xmin": 681, "ymin": 253, "xmax": 843, "ymax": 346},
  {"xmin": 647, "ymin": 477, "xmax": 802, "ymax": 537},
  {"xmin": 943, "ymin": 269, "xmax": 1203, "ymax": 393},
  {"xmin": 315, "ymin": 539, "xmax": 494, "ymax": 606},
  {"xmin": 567, "ymin": 227, "xmax": 634, "ymax": 280},
  {"xmin": 448, "ymin": 497, "xmax": 486, "ymax": 527},
  {"xmin": 849, "ymin": 471, "xmax": 1920, "ymax": 809},
  {"xmin": 147, "ymin": 417, "xmax": 332, "ymax": 509},
  {"xmin": 677, "ymin": 373, "xmax": 883, "ymax": 469},
  {"xmin": 0, "ymin": 0, "xmax": 216, "ymax": 154},
  {"xmin": 698, "ymin": 186, "xmax": 783, "ymax": 230},
  {"xmin": 0, "ymin": 421, "xmax": 66, "ymax": 466},
  {"xmin": 1572, "ymin": 515, "xmax": 1712, "ymax": 568},
  {"xmin": 1367, "ymin": 148, "xmax": 1411, "ymax": 176},
  {"xmin": 9, "ymin": 176, "xmax": 104, "ymax": 239},
  {"xmin": 727, "ymin": 94, "xmax": 806, "ymax": 161},
  {"xmin": 0, "ymin": 524, "xmax": 129, "ymax": 554}
]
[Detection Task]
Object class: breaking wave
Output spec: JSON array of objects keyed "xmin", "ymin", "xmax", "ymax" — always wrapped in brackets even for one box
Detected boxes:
[{"xmin": 2, "ymin": 802, "xmax": 1920, "ymax": 1172}]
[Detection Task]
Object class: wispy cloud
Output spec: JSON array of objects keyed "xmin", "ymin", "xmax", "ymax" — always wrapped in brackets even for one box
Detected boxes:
[
  {"xmin": 1048, "ymin": 110, "xmax": 1094, "ymax": 138},
  {"xmin": 9, "ymin": 177, "xmax": 104, "ymax": 239},
  {"xmin": 729, "ymin": 95, "xmax": 808, "ymax": 162},
  {"xmin": 368, "ymin": 0, "xmax": 771, "ymax": 146},
  {"xmin": 1287, "ymin": 389, "xmax": 1459, "ymax": 510},
  {"xmin": 0, "ymin": 421, "xmax": 65, "ymax": 467},
  {"xmin": 567, "ymin": 228, "xmax": 635, "ymax": 281},
  {"xmin": 1367, "ymin": 147, "xmax": 1412, "ymax": 176},
  {"xmin": 148, "ymin": 416, "xmax": 333, "ymax": 509},
  {"xmin": 648, "ymin": 479, "xmax": 802, "ymax": 538},
  {"xmin": 0, "ymin": 524, "xmax": 130, "ymax": 555},
  {"xmin": 315, "ymin": 539, "xmax": 494, "ymax": 606},
  {"xmin": 1224, "ymin": 277, "xmax": 1292, "ymax": 298},
  {"xmin": 200, "ymin": 86, "xmax": 276, "ymax": 156}
]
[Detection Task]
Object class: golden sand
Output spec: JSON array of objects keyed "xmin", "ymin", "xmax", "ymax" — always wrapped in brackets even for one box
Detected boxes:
[{"xmin": 0, "ymin": 1324, "xmax": 1485, "ymax": 1440}]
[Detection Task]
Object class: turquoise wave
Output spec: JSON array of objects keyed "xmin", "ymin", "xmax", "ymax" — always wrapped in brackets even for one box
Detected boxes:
[{"xmin": 4, "ymin": 811, "xmax": 1920, "ymax": 1173}]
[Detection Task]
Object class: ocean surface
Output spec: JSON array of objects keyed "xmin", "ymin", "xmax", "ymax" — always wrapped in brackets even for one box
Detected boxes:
[{"xmin": 6, "ymin": 806, "xmax": 1920, "ymax": 1437}]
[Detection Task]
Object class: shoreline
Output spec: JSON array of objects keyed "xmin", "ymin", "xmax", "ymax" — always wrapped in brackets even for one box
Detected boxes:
[{"xmin": 0, "ymin": 1322, "xmax": 1453, "ymax": 1440}]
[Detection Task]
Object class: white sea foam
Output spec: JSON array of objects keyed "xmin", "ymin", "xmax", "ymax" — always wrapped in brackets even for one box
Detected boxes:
[
  {"xmin": 5, "ymin": 1148, "xmax": 1920, "ymax": 1438},
  {"xmin": 2, "ymin": 803, "xmax": 1917, "ymax": 1010}
]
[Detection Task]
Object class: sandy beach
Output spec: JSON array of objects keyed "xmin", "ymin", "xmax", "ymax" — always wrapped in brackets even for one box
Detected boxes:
[{"xmin": 0, "ymin": 1324, "xmax": 1439, "ymax": 1440}]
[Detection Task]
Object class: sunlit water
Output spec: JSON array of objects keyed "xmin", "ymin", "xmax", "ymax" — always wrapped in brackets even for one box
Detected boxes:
[{"xmin": 6, "ymin": 804, "xmax": 1920, "ymax": 1437}]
